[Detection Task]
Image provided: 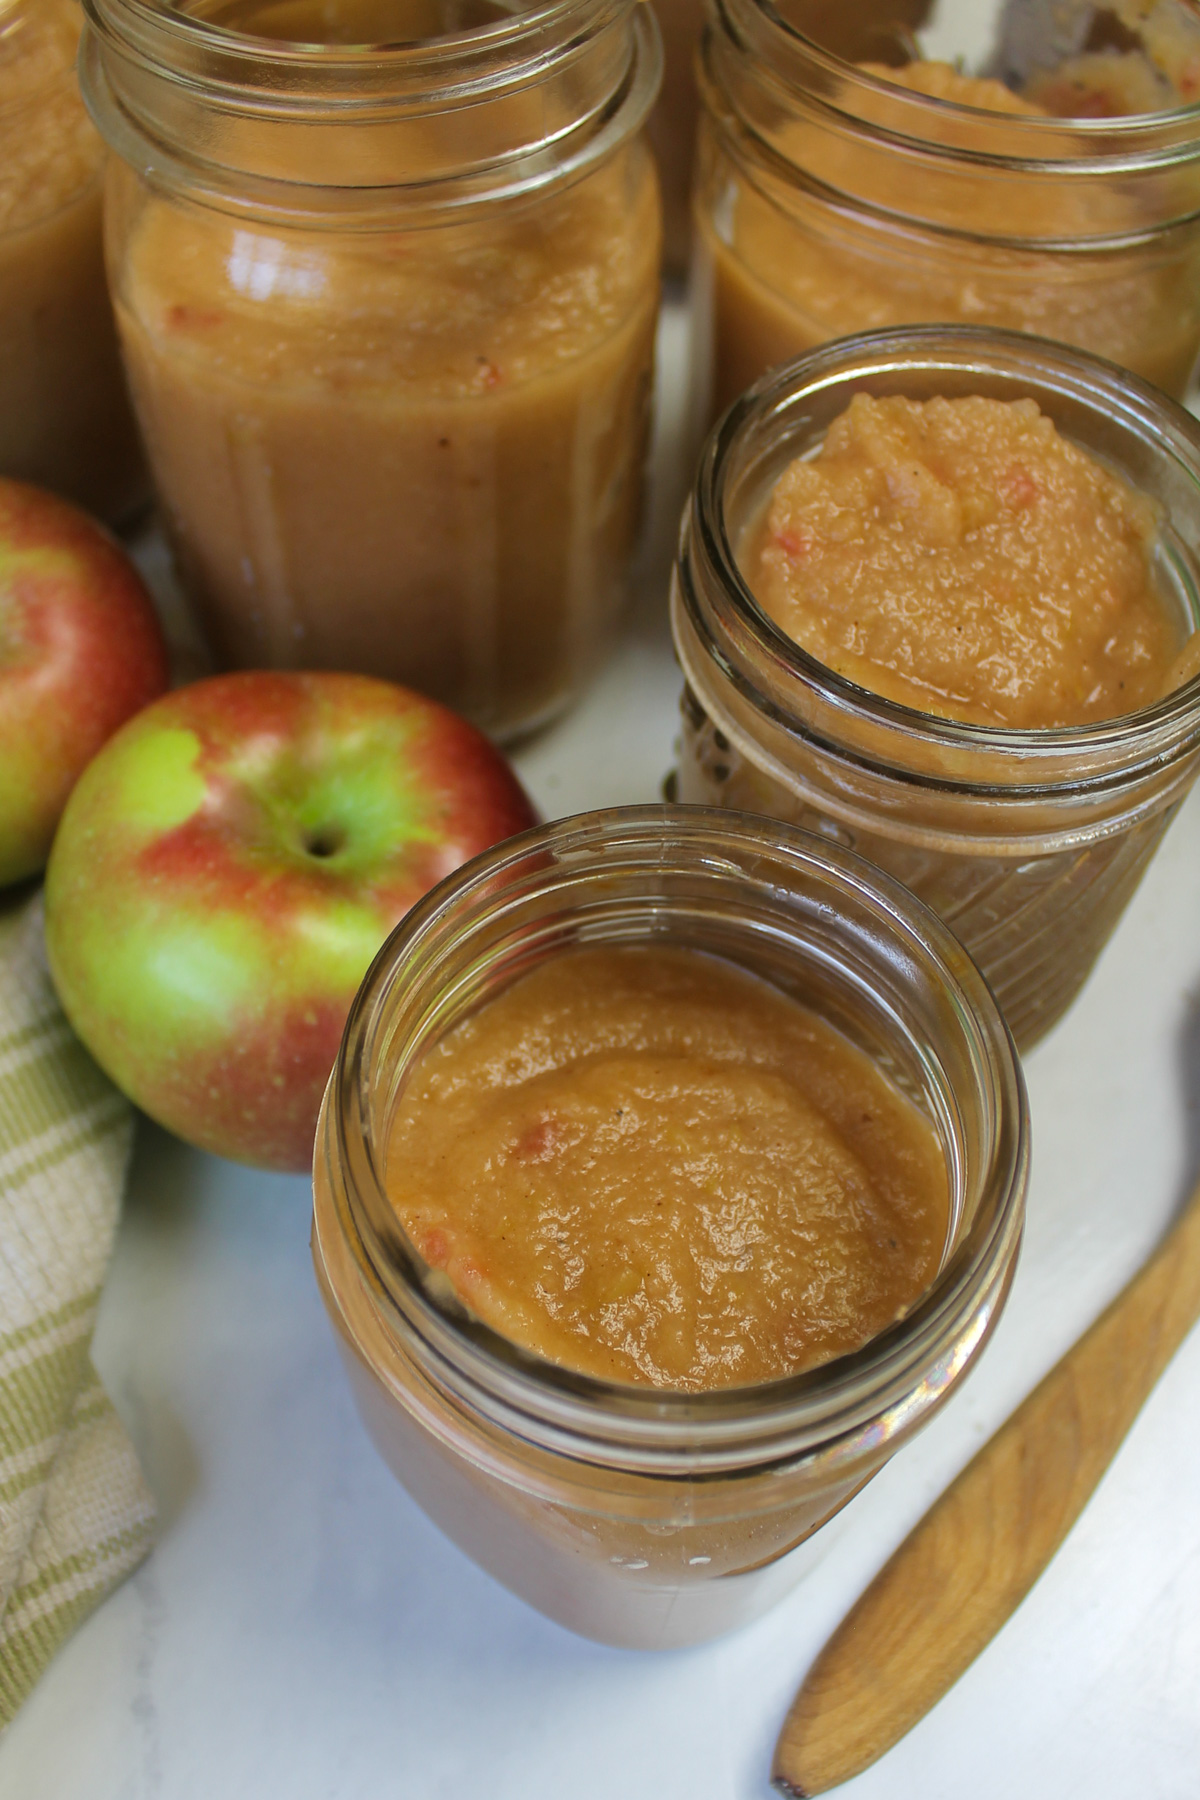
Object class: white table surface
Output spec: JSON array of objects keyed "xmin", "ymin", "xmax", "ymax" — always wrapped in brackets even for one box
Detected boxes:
[{"xmin": 3, "ymin": 304, "xmax": 1200, "ymax": 1800}]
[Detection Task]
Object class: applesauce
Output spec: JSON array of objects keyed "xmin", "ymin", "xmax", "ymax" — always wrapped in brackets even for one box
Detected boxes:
[
  {"xmin": 386, "ymin": 945, "xmax": 949, "ymax": 1390},
  {"xmin": 313, "ymin": 809, "xmax": 1028, "ymax": 1646},
  {"xmin": 746, "ymin": 393, "xmax": 1188, "ymax": 730},
  {"xmin": 0, "ymin": 0, "xmax": 143, "ymax": 521},
  {"xmin": 83, "ymin": 0, "xmax": 661, "ymax": 738},
  {"xmin": 672, "ymin": 329, "xmax": 1200, "ymax": 1048},
  {"xmin": 695, "ymin": 0, "xmax": 1200, "ymax": 416}
]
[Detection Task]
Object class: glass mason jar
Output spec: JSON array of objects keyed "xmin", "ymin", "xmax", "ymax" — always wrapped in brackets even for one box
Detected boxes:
[
  {"xmin": 312, "ymin": 806, "xmax": 1028, "ymax": 1649},
  {"xmin": 671, "ymin": 327, "xmax": 1200, "ymax": 1050},
  {"xmin": 0, "ymin": 0, "xmax": 144, "ymax": 522},
  {"xmin": 649, "ymin": 0, "xmax": 936, "ymax": 279},
  {"xmin": 646, "ymin": 0, "xmax": 703, "ymax": 276},
  {"xmin": 693, "ymin": 0, "xmax": 1200, "ymax": 418},
  {"xmin": 81, "ymin": 0, "xmax": 661, "ymax": 741}
]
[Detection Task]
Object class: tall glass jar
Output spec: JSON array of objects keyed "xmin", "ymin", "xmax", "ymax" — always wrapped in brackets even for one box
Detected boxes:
[
  {"xmin": 82, "ymin": 0, "xmax": 661, "ymax": 740},
  {"xmin": 0, "ymin": 0, "xmax": 144, "ymax": 522},
  {"xmin": 672, "ymin": 328, "xmax": 1200, "ymax": 1050},
  {"xmin": 646, "ymin": 0, "xmax": 703, "ymax": 275},
  {"xmin": 694, "ymin": 0, "xmax": 1200, "ymax": 417},
  {"xmin": 312, "ymin": 807, "xmax": 1028, "ymax": 1649}
]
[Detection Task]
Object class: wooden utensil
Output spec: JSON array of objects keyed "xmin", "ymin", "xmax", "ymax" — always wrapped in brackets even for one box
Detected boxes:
[{"xmin": 773, "ymin": 1171, "xmax": 1200, "ymax": 1797}]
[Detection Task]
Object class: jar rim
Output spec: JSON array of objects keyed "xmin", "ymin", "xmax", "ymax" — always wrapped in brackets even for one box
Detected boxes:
[
  {"xmin": 323, "ymin": 805, "xmax": 1029, "ymax": 1476},
  {"xmin": 684, "ymin": 325, "xmax": 1200, "ymax": 784},
  {"xmin": 91, "ymin": 0, "xmax": 614, "ymax": 74}
]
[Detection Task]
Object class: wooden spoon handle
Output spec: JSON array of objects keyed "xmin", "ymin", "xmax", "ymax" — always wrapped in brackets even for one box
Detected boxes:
[{"xmin": 773, "ymin": 1179, "xmax": 1200, "ymax": 1798}]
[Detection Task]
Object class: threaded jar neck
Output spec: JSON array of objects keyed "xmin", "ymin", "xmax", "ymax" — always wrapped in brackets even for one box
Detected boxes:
[
  {"xmin": 81, "ymin": 0, "xmax": 661, "ymax": 222},
  {"xmin": 701, "ymin": 0, "xmax": 1200, "ymax": 243}
]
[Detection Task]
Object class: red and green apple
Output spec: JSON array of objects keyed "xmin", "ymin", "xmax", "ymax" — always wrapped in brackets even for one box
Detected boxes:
[
  {"xmin": 0, "ymin": 478, "xmax": 169, "ymax": 885},
  {"xmin": 44, "ymin": 670, "xmax": 537, "ymax": 1171}
]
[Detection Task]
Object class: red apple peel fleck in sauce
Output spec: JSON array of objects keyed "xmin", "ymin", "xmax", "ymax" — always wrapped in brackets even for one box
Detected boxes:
[{"xmin": 386, "ymin": 946, "xmax": 949, "ymax": 1391}]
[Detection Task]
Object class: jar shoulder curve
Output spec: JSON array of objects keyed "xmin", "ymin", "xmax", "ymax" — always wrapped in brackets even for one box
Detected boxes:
[{"xmin": 107, "ymin": 141, "xmax": 662, "ymax": 396}]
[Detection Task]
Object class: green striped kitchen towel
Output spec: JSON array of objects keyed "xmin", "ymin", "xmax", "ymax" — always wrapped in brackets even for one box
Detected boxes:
[{"xmin": 0, "ymin": 890, "xmax": 154, "ymax": 1726}]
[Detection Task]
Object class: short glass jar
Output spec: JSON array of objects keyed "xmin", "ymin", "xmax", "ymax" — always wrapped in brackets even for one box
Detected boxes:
[
  {"xmin": 0, "ymin": 0, "xmax": 144, "ymax": 522},
  {"xmin": 312, "ymin": 806, "xmax": 1028, "ymax": 1649},
  {"xmin": 671, "ymin": 327, "xmax": 1200, "ymax": 1049},
  {"xmin": 82, "ymin": 0, "xmax": 662, "ymax": 740},
  {"xmin": 693, "ymin": 0, "xmax": 1200, "ymax": 417}
]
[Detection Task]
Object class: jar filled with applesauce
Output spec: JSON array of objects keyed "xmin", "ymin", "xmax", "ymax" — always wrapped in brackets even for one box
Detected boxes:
[
  {"xmin": 312, "ymin": 807, "xmax": 1028, "ymax": 1649},
  {"xmin": 671, "ymin": 327, "xmax": 1200, "ymax": 1049},
  {"xmin": 0, "ymin": 0, "xmax": 144, "ymax": 521},
  {"xmin": 646, "ymin": 0, "xmax": 702, "ymax": 274},
  {"xmin": 695, "ymin": 0, "xmax": 1200, "ymax": 417},
  {"xmin": 81, "ymin": 0, "xmax": 661, "ymax": 740},
  {"xmin": 648, "ymin": 0, "xmax": 939, "ymax": 280}
]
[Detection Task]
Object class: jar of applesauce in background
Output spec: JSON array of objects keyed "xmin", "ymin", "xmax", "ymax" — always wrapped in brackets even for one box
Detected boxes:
[
  {"xmin": 672, "ymin": 328, "xmax": 1200, "ymax": 1049},
  {"xmin": 81, "ymin": 0, "xmax": 661, "ymax": 740},
  {"xmin": 646, "ymin": 0, "xmax": 703, "ymax": 274},
  {"xmin": 312, "ymin": 808, "xmax": 1028, "ymax": 1649},
  {"xmin": 0, "ymin": 0, "xmax": 144, "ymax": 522},
  {"xmin": 647, "ymin": 0, "xmax": 934, "ymax": 278},
  {"xmin": 695, "ymin": 0, "xmax": 1200, "ymax": 417}
]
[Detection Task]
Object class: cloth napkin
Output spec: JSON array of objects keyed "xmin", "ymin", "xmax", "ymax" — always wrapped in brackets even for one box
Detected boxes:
[{"xmin": 0, "ymin": 891, "xmax": 154, "ymax": 1727}]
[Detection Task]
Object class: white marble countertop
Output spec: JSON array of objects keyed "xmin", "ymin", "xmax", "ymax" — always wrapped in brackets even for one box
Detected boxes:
[{"xmin": 3, "ymin": 305, "xmax": 1200, "ymax": 1799}]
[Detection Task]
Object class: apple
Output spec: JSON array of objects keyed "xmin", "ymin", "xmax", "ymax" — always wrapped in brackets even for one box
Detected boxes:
[
  {"xmin": 0, "ymin": 478, "xmax": 169, "ymax": 886},
  {"xmin": 44, "ymin": 670, "xmax": 537, "ymax": 1171}
]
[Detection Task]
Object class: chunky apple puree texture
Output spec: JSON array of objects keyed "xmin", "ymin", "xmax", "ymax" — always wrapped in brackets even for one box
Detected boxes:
[
  {"xmin": 744, "ymin": 393, "xmax": 1198, "ymax": 730},
  {"xmin": 110, "ymin": 0, "xmax": 659, "ymax": 738},
  {"xmin": 0, "ymin": 0, "xmax": 143, "ymax": 520},
  {"xmin": 704, "ymin": 58, "xmax": 1200, "ymax": 413},
  {"xmin": 385, "ymin": 945, "xmax": 949, "ymax": 1392}
]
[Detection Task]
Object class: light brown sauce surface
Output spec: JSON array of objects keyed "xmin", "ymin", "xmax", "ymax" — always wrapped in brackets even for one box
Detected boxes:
[
  {"xmin": 744, "ymin": 393, "xmax": 1194, "ymax": 729},
  {"xmin": 385, "ymin": 946, "xmax": 950, "ymax": 1391},
  {"xmin": 858, "ymin": 59, "xmax": 1044, "ymax": 114}
]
